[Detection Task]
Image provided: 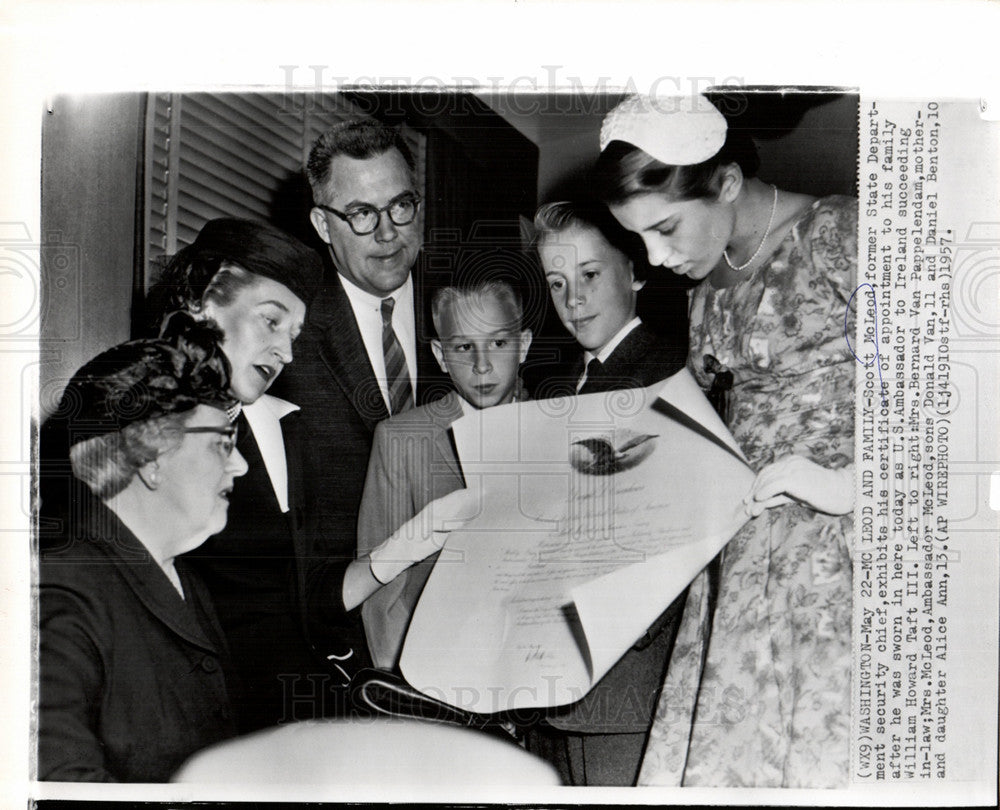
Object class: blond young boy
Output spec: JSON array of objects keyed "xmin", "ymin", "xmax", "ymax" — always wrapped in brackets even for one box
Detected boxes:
[{"xmin": 345, "ymin": 280, "xmax": 531, "ymax": 670}]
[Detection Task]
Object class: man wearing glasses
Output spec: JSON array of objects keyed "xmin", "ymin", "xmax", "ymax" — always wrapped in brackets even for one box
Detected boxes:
[{"xmin": 277, "ymin": 119, "xmax": 440, "ymax": 695}]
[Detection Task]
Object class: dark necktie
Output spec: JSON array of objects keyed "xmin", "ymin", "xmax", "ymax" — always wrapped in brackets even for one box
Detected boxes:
[
  {"xmin": 381, "ymin": 296, "xmax": 413, "ymax": 415},
  {"xmin": 577, "ymin": 357, "xmax": 602, "ymax": 393},
  {"xmin": 232, "ymin": 410, "xmax": 251, "ymax": 451}
]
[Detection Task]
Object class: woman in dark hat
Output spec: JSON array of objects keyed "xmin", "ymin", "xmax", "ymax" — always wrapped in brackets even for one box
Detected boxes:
[
  {"xmin": 38, "ymin": 314, "xmax": 248, "ymax": 782},
  {"xmin": 148, "ymin": 218, "xmax": 361, "ymax": 732},
  {"xmin": 595, "ymin": 95, "xmax": 856, "ymax": 788}
]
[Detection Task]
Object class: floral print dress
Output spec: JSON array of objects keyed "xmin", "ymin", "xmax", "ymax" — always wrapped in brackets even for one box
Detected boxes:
[{"xmin": 638, "ymin": 196, "xmax": 858, "ymax": 788}]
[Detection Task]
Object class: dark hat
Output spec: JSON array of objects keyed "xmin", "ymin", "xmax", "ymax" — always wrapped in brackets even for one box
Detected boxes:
[
  {"xmin": 54, "ymin": 312, "xmax": 235, "ymax": 447},
  {"xmin": 158, "ymin": 218, "xmax": 323, "ymax": 312}
]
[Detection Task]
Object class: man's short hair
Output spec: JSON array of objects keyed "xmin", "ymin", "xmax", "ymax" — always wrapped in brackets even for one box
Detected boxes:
[
  {"xmin": 431, "ymin": 280, "xmax": 524, "ymax": 339},
  {"xmin": 306, "ymin": 119, "xmax": 415, "ymax": 204}
]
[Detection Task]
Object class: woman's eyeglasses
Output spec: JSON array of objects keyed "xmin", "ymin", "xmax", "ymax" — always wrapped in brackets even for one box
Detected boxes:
[
  {"xmin": 316, "ymin": 192, "xmax": 421, "ymax": 236},
  {"xmin": 184, "ymin": 426, "xmax": 238, "ymax": 458}
]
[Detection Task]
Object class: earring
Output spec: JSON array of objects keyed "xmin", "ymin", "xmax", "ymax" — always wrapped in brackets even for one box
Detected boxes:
[{"xmin": 139, "ymin": 462, "xmax": 160, "ymax": 491}]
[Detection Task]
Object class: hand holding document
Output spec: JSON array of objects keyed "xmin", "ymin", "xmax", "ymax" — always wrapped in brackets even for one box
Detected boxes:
[
  {"xmin": 400, "ymin": 369, "xmax": 755, "ymax": 714},
  {"xmin": 368, "ymin": 488, "xmax": 479, "ymax": 584}
]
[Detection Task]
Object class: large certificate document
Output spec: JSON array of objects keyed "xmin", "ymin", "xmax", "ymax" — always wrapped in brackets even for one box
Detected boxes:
[{"xmin": 400, "ymin": 369, "xmax": 756, "ymax": 714}]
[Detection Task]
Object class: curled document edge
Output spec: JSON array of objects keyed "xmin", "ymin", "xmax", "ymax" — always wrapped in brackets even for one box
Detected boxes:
[
  {"xmin": 401, "ymin": 370, "xmax": 754, "ymax": 713},
  {"xmin": 570, "ymin": 524, "xmax": 740, "ymax": 685},
  {"xmin": 654, "ymin": 367, "xmax": 748, "ymax": 463},
  {"xmin": 563, "ymin": 372, "xmax": 755, "ymax": 696}
]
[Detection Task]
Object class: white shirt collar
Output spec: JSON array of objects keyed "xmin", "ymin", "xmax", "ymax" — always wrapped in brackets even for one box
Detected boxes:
[
  {"xmin": 336, "ymin": 273, "xmax": 417, "ymax": 413},
  {"xmin": 337, "ymin": 271, "xmax": 414, "ymax": 315},
  {"xmin": 455, "ymin": 391, "xmax": 522, "ymax": 417},
  {"xmin": 584, "ymin": 317, "xmax": 642, "ymax": 366},
  {"xmin": 241, "ymin": 394, "xmax": 299, "ymax": 513},
  {"xmin": 249, "ymin": 393, "xmax": 300, "ymax": 420}
]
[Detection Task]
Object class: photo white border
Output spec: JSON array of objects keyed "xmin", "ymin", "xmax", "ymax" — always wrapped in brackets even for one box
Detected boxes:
[{"xmin": 3, "ymin": 0, "xmax": 998, "ymax": 805}]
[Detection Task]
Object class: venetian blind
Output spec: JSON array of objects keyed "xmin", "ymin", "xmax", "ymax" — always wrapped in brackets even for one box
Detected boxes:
[{"xmin": 143, "ymin": 92, "xmax": 426, "ymax": 287}]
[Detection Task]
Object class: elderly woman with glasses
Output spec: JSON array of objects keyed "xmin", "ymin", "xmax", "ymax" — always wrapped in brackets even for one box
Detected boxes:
[{"xmin": 38, "ymin": 313, "xmax": 248, "ymax": 782}]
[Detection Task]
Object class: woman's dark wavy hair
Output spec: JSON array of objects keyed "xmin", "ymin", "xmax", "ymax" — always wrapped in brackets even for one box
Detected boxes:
[
  {"xmin": 594, "ymin": 121, "xmax": 760, "ymax": 206},
  {"xmin": 54, "ymin": 312, "xmax": 235, "ymax": 499}
]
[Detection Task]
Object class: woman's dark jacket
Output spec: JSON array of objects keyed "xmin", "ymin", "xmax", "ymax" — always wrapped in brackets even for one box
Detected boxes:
[{"xmin": 37, "ymin": 497, "xmax": 237, "ymax": 782}]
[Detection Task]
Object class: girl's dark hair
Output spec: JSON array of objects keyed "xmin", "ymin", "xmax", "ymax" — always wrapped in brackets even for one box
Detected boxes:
[
  {"xmin": 594, "ymin": 123, "xmax": 760, "ymax": 205},
  {"xmin": 532, "ymin": 198, "xmax": 652, "ymax": 280}
]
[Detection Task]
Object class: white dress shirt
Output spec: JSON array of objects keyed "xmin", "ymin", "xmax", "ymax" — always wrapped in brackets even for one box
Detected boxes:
[{"xmin": 337, "ymin": 273, "xmax": 417, "ymax": 413}]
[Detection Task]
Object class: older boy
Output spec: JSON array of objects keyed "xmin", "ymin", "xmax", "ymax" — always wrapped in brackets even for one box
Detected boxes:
[
  {"xmin": 531, "ymin": 199, "xmax": 687, "ymax": 786},
  {"xmin": 348, "ymin": 279, "xmax": 532, "ymax": 670},
  {"xmin": 535, "ymin": 199, "xmax": 685, "ymax": 396}
]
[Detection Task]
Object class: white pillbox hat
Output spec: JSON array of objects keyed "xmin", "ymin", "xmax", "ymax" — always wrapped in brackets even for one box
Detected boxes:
[{"xmin": 600, "ymin": 94, "xmax": 728, "ymax": 166}]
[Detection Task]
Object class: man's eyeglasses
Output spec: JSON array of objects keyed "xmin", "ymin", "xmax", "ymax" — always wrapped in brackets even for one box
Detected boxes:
[
  {"xmin": 316, "ymin": 193, "xmax": 421, "ymax": 236},
  {"xmin": 184, "ymin": 426, "xmax": 238, "ymax": 458}
]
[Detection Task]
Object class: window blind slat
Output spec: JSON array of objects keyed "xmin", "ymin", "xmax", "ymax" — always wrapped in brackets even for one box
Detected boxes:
[
  {"xmin": 176, "ymin": 181, "xmax": 270, "ymax": 224},
  {"xmin": 183, "ymin": 94, "xmax": 304, "ymax": 164},
  {"xmin": 180, "ymin": 126, "xmax": 296, "ymax": 194},
  {"xmin": 145, "ymin": 92, "xmax": 425, "ymax": 289},
  {"xmin": 181, "ymin": 115, "xmax": 302, "ymax": 172},
  {"xmin": 145, "ymin": 94, "xmax": 175, "ymax": 270}
]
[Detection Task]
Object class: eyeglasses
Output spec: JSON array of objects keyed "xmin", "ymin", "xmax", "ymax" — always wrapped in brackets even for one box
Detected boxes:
[
  {"xmin": 316, "ymin": 192, "xmax": 421, "ymax": 236},
  {"xmin": 184, "ymin": 426, "xmax": 238, "ymax": 458}
]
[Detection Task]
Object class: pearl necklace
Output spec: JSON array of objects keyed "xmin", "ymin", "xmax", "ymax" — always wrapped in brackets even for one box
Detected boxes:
[{"xmin": 724, "ymin": 184, "xmax": 778, "ymax": 272}]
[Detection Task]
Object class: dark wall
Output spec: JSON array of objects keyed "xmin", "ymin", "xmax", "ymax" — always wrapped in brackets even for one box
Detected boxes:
[
  {"xmin": 345, "ymin": 92, "xmax": 539, "ymax": 239},
  {"xmin": 40, "ymin": 94, "xmax": 142, "ymax": 420},
  {"xmin": 744, "ymin": 93, "xmax": 859, "ymax": 197}
]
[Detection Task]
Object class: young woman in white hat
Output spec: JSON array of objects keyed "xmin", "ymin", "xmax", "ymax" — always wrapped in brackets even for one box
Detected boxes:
[{"xmin": 596, "ymin": 94, "xmax": 857, "ymax": 788}]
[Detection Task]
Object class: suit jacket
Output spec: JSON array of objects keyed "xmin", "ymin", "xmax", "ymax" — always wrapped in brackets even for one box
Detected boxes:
[
  {"xmin": 537, "ymin": 323, "xmax": 686, "ymax": 401},
  {"xmin": 580, "ymin": 323, "xmax": 687, "ymax": 396},
  {"xmin": 38, "ymin": 498, "xmax": 236, "ymax": 782},
  {"xmin": 272, "ymin": 271, "xmax": 444, "ymax": 673},
  {"xmin": 183, "ymin": 401, "xmax": 354, "ymax": 729},
  {"xmin": 541, "ymin": 322, "xmax": 687, "ymax": 735},
  {"xmin": 356, "ymin": 391, "xmax": 466, "ymax": 670}
]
